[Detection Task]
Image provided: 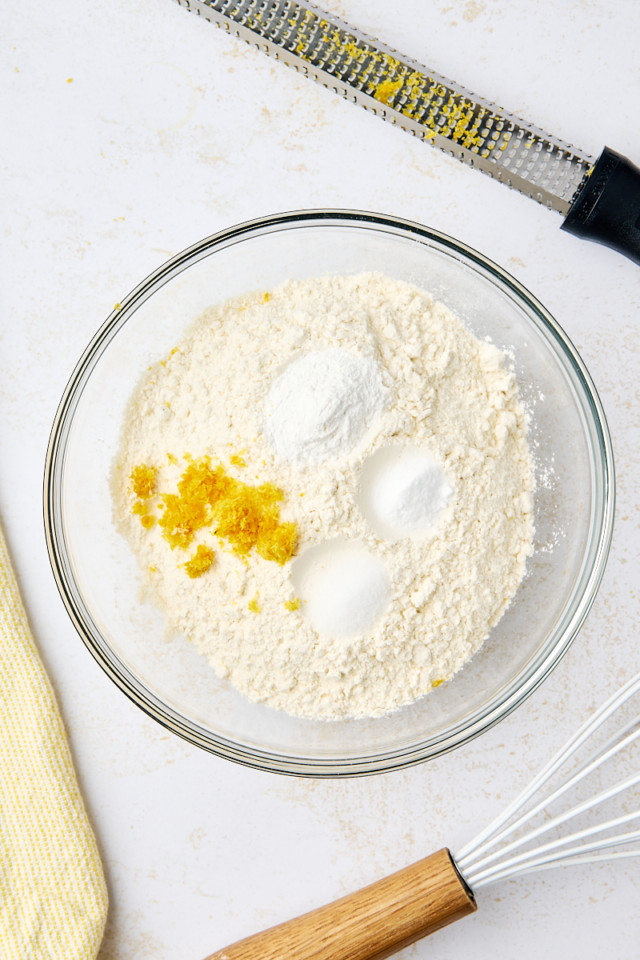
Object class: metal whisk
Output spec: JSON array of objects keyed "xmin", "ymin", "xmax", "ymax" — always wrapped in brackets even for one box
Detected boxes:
[
  {"xmin": 203, "ymin": 672, "xmax": 640, "ymax": 960},
  {"xmin": 457, "ymin": 670, "xmax": 640, "ymax": 888}
]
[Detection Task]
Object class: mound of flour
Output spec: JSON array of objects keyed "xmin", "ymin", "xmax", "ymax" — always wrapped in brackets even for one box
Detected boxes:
[{"xmin": 113, "ymin": 273, "xmax": 534, "ymax": 721}]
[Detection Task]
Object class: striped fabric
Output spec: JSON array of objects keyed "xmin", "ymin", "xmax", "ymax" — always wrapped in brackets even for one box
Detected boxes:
[{"xmin": 0, "ymin": 520, "xmax": 107, "ymax": 959}]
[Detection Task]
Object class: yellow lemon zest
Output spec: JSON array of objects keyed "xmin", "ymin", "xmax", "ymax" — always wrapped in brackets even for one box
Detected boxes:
[{"xmin": 184, "ymin": 544, "xmax": 215, "ymax": 579}]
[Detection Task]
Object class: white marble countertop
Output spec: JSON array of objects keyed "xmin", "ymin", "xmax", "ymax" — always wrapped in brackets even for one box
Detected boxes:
[{"xmin": 3, "ymin": 1, "xmax": 640, "ymax": 957}]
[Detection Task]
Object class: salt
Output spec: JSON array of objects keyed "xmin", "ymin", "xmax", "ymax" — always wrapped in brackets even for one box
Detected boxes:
[
  {"xmin": 359, "ymin": 445, "xmax": 452, "ymax": 540},
  {"xmin": 263, "ymin": 348, "xmax": 388, "ymax": 466}
]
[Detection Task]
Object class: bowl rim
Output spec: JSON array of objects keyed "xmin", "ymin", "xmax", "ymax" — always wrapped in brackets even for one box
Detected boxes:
[{"xmin": 43, "ymin": 208, "xmax": 616, "ymax": 777}]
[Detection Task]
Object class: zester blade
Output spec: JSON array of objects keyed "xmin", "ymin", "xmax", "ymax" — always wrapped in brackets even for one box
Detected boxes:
[
  {"xmin": 175, "ymin": 0, "xmax": 592, "ymax": 213},
  {"xmin": 174, "ymin": 0, "xmax": 640, "ymax": 264}
]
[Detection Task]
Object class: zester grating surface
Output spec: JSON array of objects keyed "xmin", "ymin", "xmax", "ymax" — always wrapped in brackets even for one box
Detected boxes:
[{"xmin": 176, "ymin": 0, "xmax": 594, "ymax": 213}]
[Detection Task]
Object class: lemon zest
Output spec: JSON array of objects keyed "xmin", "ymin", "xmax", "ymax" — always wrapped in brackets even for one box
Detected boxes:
[
  {"xmin": 134, "ymin": 456, "xmax": 297, "ymax": 567},
  {"xmin": 248, "ymin": 594, "xmax": 261, "ymax": 614},
  {"xmin": 130, "ymin": 464, "xmax": 157, "ymax": 499},
  {"xmin": 184, "ymin": 544, "xmax": 215, "ymax": 579}
]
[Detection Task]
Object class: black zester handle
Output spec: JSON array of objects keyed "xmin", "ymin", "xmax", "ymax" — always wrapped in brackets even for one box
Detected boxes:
[{"xmin": 562, "ymin": 147, "xmax": 640, "ymax": 265}]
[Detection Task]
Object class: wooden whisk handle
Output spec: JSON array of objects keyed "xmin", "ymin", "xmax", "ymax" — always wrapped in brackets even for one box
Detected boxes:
[{"xmin": 202, "ymin": 848, "xmax": 476, "ymax": 960}]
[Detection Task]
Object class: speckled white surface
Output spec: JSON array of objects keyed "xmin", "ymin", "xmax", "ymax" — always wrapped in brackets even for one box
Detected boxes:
[{"xmin": 3, "ymin": 1, "xmax": 640, "ymax": 957}]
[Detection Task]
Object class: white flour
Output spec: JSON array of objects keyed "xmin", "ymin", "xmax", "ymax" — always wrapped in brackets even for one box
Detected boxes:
[{"xmin": 113, "ymin": 273, "xmax": 535, "ymax": 720}]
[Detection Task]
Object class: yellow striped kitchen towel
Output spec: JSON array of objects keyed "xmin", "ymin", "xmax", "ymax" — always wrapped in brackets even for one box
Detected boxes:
[{"xmin": 0, "ymin": 519, "xmax": 108, "ymax": 959}]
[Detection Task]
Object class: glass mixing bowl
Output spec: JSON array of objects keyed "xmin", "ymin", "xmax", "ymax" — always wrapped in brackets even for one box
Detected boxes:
[{"xmin": 44, "ymin": 210, "xmax": 614, "ymax": 776}]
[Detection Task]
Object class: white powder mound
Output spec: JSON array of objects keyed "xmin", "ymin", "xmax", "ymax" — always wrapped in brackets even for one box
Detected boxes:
[
  {"xmin": 291, "ymin": 540, "xmax": 391, "ymax": 638},
  {"xmin": 113, "ymin": 273, "xmax": 535, "ymax": 721},
  {"xmin": 264, "ymin": 348, "xmax": 388, "ymax": 465},
  {"xmin": 359, "ymin": 446, "xmax": 453, "ymax": 540}
]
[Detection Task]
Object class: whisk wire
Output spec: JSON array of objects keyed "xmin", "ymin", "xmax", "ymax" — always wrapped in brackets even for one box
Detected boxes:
[
  {"xmin": 469, "ymin": 829, "xmax": 640, "ymax": 888},
  {"xmin": 570, "ymin": 712, "xmax": 640, "ymax": 781},
  {"xmin": 455, "ymin": 672, "xmax": 640, "ymax": 887},
  {"xmin": 466, "ymin": 822, "xmax": 640, "ymax": 887},
  {"xmin": 465, "ymin": 808, "xmax": 640, "ymax": 885},
  {"xmin": 459, "ymin": 742, "xmax": 640, "ymax": 875},
  {"xmin": 486, "ymin": 847, "xmax": 640, "ymax": 881}
]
